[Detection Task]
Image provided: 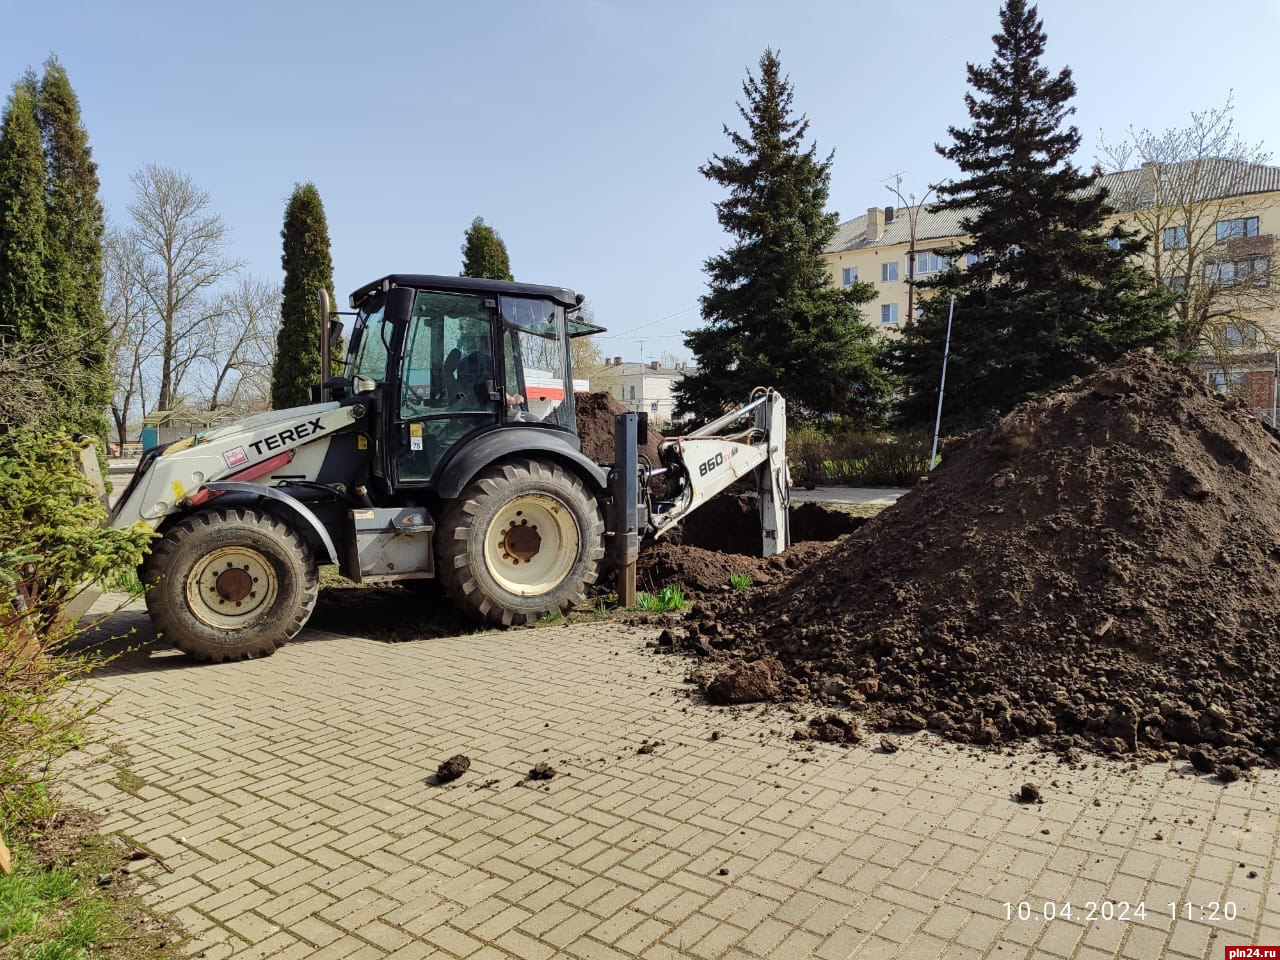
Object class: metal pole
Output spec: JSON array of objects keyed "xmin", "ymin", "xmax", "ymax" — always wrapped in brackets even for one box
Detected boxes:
[
  {"xmin": 318, "ymin": 289, "xmax": 332, "ymax": 403},
  {"xmin": 1272, "ymin": 351, "xmax": 1278, "ymax": 427},
  {"xmin": 929, "ymin": 295, "xmax": 956, "ymax": 470}
]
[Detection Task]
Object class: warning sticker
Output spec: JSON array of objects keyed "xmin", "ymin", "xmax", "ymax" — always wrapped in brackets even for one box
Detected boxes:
[
  {"xmin": 409, "ymin": 423, "xmax": 423, "ymax": 437},
  {"xmin": 410, "ymin": 436, "xmax": 423, "ymax": 451}
]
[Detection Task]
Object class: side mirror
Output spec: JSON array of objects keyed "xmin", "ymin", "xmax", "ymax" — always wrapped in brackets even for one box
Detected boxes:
[{"xmin": 386, "ymin": 286, "xmax": 415, "ymax": 326}]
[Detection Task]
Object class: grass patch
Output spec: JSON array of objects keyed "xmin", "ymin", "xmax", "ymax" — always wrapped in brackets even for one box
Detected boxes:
[
  {"xmin": 0, "ymin": 822, "xmax": 182, "ymax": 959},
  {"xmin": 106, "ymin": 768, "xmax": 144, "ymax": 797},
  {"xmin": 102, "ymin": 568, "xmax": 144, "ymax": 599},
  {"xmin": 727, "ymin": 572, "xmax": 752, "ymax": 592},
  {"xmin": 632, "ymin": 584, "xmax": 687, "ymax": 613}
]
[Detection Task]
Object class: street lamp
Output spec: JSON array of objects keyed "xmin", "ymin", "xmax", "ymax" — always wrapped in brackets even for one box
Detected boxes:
[{"xmin": 885, "ymin": 175, "xmax": 941, "ymax": 323}]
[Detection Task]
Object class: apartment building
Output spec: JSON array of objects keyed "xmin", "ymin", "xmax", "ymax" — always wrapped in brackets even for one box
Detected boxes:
[
  {"xmin": 823, "ymin": 159, "xmax": 1280, "ymax": 420},
  {"xmin": 594, "ymin": 358, "xmax": 694, "ymax": 425}
]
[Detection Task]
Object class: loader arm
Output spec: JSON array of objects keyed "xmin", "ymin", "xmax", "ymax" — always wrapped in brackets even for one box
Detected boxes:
[{"xmin": 647, "ymin": 388, "xmax": 790, "ymax": 556}]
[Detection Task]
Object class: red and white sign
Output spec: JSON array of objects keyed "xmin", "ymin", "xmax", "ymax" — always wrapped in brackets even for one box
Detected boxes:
[{"xmin": 222, "ymin": 446, "xmax": 248, "ymax": 469}]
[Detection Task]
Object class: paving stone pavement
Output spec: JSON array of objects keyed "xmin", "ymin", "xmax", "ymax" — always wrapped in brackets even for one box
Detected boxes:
[{"xmin": 62, "ymin": 600, "xmax": 1280, "ymax": 959}]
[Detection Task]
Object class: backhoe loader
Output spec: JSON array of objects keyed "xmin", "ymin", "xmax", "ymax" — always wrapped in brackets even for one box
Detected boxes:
[{"xmin": 104, "ymin": 275, "xmax": 789, "ymax": 660}]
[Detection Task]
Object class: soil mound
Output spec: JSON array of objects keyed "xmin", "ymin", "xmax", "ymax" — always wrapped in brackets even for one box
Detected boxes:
[
  {"xmin": 669, "ymin": 494, "xmax": 863, "ymax": 557},
  {"xmin": 638, "ymin": 495, "xmax": 862, "ymax": 596},
  {"xmin": 576, "ymin": 392, "xmax": 664, "ymax": 465},
  {"xmin": 638, "ymin": 539, "xmax": 833, "ymax": 595},
  {"xmin": 684, "ymin": 353, "xmax": 1280, "ymax": 772}
]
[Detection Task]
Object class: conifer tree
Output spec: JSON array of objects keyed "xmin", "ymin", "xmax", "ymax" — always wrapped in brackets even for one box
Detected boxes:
[
  {"xmin": 891, "ymin": 0, "xmax": 1178, "ymax": 429},
  {"xmin": 0, "ymin": 76, "xmax": 47, "ymax": 345},
  {"xmin": 271, "ymin": 183, "xmax": 339, "ymax": 409},
  {"xmin": 36, "ymin": 57, "xmax": 111, "ymax": 443},
  {"xmin": 460, "ymin": 216, "xmax": 513, "ymax": 281},
  {"xmin": 675, "ymin": 50, "xmax": 888, "ymax": 424}
]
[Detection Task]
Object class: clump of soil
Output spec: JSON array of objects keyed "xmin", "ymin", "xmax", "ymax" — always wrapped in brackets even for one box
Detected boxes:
[
  {"xmin": 576, "ymin": 391, "xmax": 665, "ymax": 466},
  {"xmin": 705, "ymin": 657, "xmax": 782, "ymax": 704},
  {"xmin": 436, "ymin": 755, "xmax": 470, "ymax": 783},
  {"xmin": 527, "ymin": 762, "xmax": 556, "ymax": 781},
  {"xmin": 797, "ymin": 713, "xmax": 862, "ymax": 744},
  {"xmin": 679, "ymin": 353, "xmax": 1280, "ymax": 772},
  {"xmin": 637, "ymin": 495, "xmax": 861, "ymax": 596}
]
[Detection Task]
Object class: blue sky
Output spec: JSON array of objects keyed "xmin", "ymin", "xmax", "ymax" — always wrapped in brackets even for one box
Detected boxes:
[{"xmin": 3, "ymin": 0, "xmax": 1279, "ymax": 363}]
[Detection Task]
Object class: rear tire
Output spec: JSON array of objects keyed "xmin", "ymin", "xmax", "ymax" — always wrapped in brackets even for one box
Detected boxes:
[
  {"xmin": 143, "ymin": 507, "xmax": 318, "ymax": 661},
  {"xmin": 438, "ymin": 458, "xmax": 604, "ymax": 626}
]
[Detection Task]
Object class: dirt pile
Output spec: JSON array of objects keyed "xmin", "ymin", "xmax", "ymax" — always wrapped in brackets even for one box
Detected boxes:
[
  {"xmin": 683, "ymin": 353, "xmax": 1280, "ymax": 773},
  {"xmin": 638, "ymin": 495, "xmax": 862, "ymax": 595},
  {"xmin": 575, "ymin": 392, "xmax": 665, "ymax": 465}
]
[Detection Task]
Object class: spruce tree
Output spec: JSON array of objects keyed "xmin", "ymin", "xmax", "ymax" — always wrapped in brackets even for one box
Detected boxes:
[
  {"xmin": 891, "ymin": 0, "xmax": 1178, "ymax": 429},
  {"xmin": 676, "ymin": 50, "xmax": 889, "ymax": 424},
  {"xmin": 35, "ymin": 57, "xmax": 111, "ymax": 444},
  {"xmin": 460, "ymin": 216, "xmax": 513, "ymax": 280},
  {"xmin": 0, "ymin": 76, "xmax": 47, "ymax": 345},
  {"xmin": 271, "ymin": 183, "xmax": 339, "ymax": 409}
]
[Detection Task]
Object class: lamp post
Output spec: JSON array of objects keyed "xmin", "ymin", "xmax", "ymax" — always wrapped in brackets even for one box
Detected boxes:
[{"xmin": 885, "ymin": 175, "xmax": 940, "ymax": 323}]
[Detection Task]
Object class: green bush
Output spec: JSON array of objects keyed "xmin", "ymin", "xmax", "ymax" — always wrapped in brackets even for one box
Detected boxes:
[
  {"xmin": 789, "ymin": 424, "xmax": 932, "ymax": 487},
  {"xmin": 0, "ymin": 430, "xmax": 151, "ymax": 828}
]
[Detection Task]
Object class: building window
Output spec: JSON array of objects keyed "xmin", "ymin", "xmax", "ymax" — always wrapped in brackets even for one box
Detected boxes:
[
  {"xmin": 629, "ymin": 385, "xmax": 636, "ymax": 400},
  {"xmin": 841, "ymin": 266, "xmax": 858, "ymax": 285},
  {"xmin": 1204, "ymin": 256, "xmax": 1270, "ymax": 287},
  {"xmin": 881, "ymin": 303, "xmax": 899, "ymax": 325},
  {"xmin": 1222, "ymin": 322, "xmax": 1261, "ymax": 347},
  {"xmin": 914, "ymin": 251, "xmax": 950, "ymax": 276},
  {"xmin": 1162, "ymin": 226, "xmax": 1188, "ymax": 250},
  {"xmin": 1162, "ymin": 274, "xmax": 1189, "ymax": 292},
  {"xmin": 965, "ymin": 252, "xmax": 986, "ymax": 268},
  {"xmin": 1208, "ymin": 370, "xmax": 1250, "ymax": 396},
  {"xmin": 1216, "ymin": 217, "xmax": 1260, "ymax": 242},
  {"xmin": 881, "ymin": 261, "xmax": 899, "ymax": 282}
]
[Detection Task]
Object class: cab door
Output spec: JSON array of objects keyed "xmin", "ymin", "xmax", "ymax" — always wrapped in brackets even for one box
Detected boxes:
[{"xmin": 394, "ymin": 289, "xmax": 499, "ymax": 484}]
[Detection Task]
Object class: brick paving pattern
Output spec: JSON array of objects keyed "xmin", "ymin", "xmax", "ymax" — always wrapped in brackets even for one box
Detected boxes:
[{"xmin": 62, "ymin": 602, "xmax": 1280, "ymax": 959}]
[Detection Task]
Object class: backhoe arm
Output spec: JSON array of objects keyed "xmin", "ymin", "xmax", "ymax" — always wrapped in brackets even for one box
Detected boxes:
[{"xmin": 648, "ymin": 388, "xmax": 790, "ymax": 556}]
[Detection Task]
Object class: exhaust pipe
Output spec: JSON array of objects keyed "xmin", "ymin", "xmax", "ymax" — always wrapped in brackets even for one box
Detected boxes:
[{"xmin": 319, "ymin": 289, "xmax": 331, "ymax": 403}]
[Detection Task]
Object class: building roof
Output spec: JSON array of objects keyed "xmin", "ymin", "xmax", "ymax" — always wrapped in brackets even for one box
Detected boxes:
[
  {"xmin": 600, "ymin": 362, "xmax": 691, "ymax": 379},
  {"xmin": 827, "ymin": 158, "xmax": 1280, "ymax": 254}
]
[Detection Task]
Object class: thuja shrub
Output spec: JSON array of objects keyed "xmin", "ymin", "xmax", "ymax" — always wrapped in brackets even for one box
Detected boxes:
[{"xmin": 0, "ymin": 430, "xmax": 150, "ymax": 827}]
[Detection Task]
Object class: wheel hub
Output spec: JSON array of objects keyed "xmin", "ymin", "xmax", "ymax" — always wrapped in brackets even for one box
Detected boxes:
[
  {"xmin": 215, "ymin": 567, "xmax": 253, "ymax": 602},
  {"xmin": 483, "ymin": 494, "xmax": 580, "ymax": 597},
  {"xmin": 500, "ymin": 521, "xmax": 542, "ymax": 564},
  {"xmin": 185, "ymin": 546, "xmax": 278, "ymax": 629}
]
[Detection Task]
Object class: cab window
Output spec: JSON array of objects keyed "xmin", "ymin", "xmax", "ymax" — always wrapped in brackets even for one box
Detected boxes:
[
  {"xmin": 499, "ymin": 296, "xmax": 572, "ymax": 430},
  {"xmin": 399, "ymin": 292, "xmax": 493, "ymax": 419},
  {"xmin": 351, "ymin": 302, "xmax": 390, "ymax": 382}
]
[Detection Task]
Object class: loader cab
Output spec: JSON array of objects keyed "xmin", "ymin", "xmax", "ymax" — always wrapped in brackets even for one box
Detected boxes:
[{"xmin": 344, "ymin": 275, "xmax": 602, "ymax": 492}]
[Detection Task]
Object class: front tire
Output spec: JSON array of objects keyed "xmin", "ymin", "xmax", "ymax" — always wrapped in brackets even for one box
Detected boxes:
[
  {"xmin": 143, "ymin": 508, "xmax": 318, "ymax": 661},
  {"xmin": 438, "ymin": 458, "xmax": 604, "ymax": 626}
]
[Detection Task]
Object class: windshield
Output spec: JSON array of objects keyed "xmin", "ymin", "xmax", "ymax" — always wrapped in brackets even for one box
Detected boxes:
[{"xmin": 350, "ymin": 297, "xmax": 391, "ymax": 382}]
